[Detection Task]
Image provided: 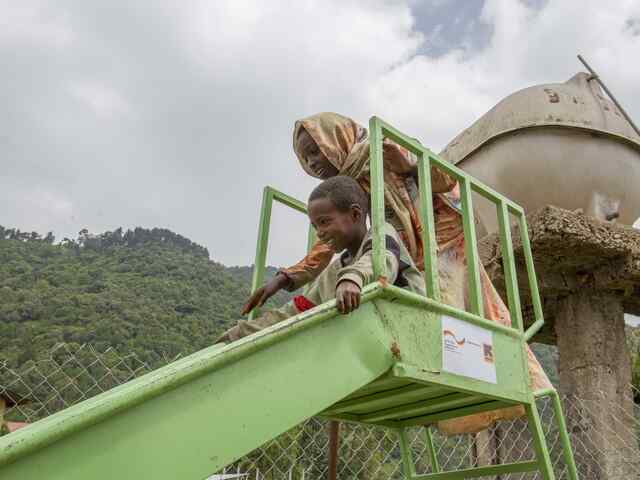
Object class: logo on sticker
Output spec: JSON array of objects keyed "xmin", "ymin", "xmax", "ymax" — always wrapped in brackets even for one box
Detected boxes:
[
  {"xmin": 443, "ymin": 329, "xmax": 466, "ymax": 346},
  {"xmin": 483, "ymin": 343, "xmax": 494, "ymax": 363}
]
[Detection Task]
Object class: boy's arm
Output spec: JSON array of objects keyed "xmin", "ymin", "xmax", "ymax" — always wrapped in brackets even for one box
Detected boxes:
[
  {"xmin": 335, "ymin": 230, "xmax": 402, "ymax": 314},
  {"xmin": 337, "ymin": 227, "xmax": 403, "ymax": 293}
]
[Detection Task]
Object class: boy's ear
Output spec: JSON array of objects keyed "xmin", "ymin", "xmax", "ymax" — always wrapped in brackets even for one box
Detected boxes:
[{"xmin": 350, "ymin": 204, "xmax": 364, "ymax": 222}]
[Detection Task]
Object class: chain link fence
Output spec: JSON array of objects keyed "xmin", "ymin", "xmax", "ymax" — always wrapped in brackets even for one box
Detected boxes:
[{"xmin": 1, "ymin": 343, "xmax": 639, "ymax": 479}]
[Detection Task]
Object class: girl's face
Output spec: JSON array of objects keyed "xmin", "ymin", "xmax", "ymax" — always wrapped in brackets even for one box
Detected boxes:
[{"xmin": 298, "ymin": 128, "xmax": 338, "ymax": 179}]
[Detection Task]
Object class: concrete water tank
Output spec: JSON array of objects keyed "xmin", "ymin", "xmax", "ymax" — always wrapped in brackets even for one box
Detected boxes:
[{"xmin": 439, "ymin": 73, "xmax": 640, "ymax": 235}]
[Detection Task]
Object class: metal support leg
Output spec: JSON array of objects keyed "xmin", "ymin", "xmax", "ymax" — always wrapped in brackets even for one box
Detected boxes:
[
  {"xmin": 526, "ymin": 400, "xmax": 556, "ymax": 480},
  {"xmin": 424, "ymin": 426, "xmax": 440, "ymax": 474},
  {"xmin": 398, "ymin": 428, "xmax": 416, "ymax": 479},
  {"xmin": 548, "ymin": 391, "xmax": 579, "ymax": 480},
  {"xmin": 327, "ymin": 421, "xmax": 340, "ymax": 480}
]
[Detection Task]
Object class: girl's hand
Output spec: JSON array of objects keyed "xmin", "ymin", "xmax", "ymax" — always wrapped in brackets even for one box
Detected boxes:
[{"xmin": 241, "ymin": 273, "xmax": 290, "ymax": 315}]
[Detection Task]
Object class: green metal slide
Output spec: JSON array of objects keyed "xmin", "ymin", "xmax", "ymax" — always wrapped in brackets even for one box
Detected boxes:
[{"xmin": 0, "ymin": 117, "xmax": 579, "ymax": 479}]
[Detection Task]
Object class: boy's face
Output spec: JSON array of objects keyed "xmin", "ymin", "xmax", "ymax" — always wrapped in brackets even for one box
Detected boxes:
[{"xmin": 308, "ymin": 197, "xmax": 364, "ymax": 252}]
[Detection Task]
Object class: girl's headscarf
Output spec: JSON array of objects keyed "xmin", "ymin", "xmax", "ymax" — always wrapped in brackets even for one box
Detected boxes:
[{"xmin": 293, "ymin": 112, "xmax": 425, "ymax": 268}]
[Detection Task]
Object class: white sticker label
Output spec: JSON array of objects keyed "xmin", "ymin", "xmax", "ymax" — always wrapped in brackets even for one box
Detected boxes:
[{"xmin": 442, "ymin": 315, "xmax": 497, "ymax": 384}]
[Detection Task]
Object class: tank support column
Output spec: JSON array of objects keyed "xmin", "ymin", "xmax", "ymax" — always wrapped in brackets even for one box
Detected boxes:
[
  {"xmin": 555, "ymin": 290, "xmax": 637, "ymax": 478},
  {"xmin": 480, "ymin": 205, "xmax": 640, "ymax": 479}
]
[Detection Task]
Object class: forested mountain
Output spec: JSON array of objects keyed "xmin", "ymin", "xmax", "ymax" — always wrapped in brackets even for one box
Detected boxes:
[{"xmin": 0, "ymin": 226, "xmax": 290, "ymax": 370}]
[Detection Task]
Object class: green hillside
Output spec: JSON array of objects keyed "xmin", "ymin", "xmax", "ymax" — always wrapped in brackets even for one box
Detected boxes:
[{"xmin": 0, "ymin": 226, "xmax": 289, "ymax": 370}]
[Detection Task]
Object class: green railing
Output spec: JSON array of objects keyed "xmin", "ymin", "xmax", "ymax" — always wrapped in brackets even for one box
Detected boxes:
[
  {"xmin": 368, "ymin": 116, "xmax": 543, "ymax": 341},
  {"xmin": 250, "ymin": 116, "xmax": 544, "ymax": 341},
  {"xmin": 248, "ymin": 187, "xmax": 315, "ymax": 321}
]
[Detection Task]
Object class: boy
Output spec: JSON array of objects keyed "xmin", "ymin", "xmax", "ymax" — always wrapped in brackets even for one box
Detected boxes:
[{"xmin": 216, "ymin": 176, "xmax": 425, "ymax": 344}]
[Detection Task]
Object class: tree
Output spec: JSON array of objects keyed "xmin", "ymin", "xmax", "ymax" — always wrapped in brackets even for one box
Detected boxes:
[{"xmin": 0, "ymin": 224, "xmax": 292, "ymax": 418}]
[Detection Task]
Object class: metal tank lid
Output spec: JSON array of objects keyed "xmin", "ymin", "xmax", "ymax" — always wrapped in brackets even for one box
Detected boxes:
[{"xmin": 439, "ymin": 72, "xmax": 640, "ymax": 164}]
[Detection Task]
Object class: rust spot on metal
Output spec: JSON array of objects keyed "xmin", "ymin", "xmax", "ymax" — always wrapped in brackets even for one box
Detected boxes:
[{"xmin": 390, "ymin": 342, "xmax": 402, "ymax": 360}]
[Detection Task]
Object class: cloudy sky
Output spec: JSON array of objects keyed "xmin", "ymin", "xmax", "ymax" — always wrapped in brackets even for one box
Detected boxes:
[{"xmin": 2, "ymin": 0, "xmax": 639, "ymax": 270}]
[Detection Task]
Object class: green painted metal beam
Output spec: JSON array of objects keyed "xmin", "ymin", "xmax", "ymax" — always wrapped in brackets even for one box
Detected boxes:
[
  {"xmin": 248, "ymin": 186, "xmax": 274, "ymax": 320},
  {"xmin": 519, "ymin": 212, "xmax": 545, "ymax": 341},
  {"xmin": 391, "ymin": 362, "xmax": 530, "ymax": 405},
  {"xmin": 320, "ymin": 412, "xmax": 397, "ymax": 429},
  {"xmin": 369, "ymin": 117, "xmax": 387, "ymax": 279},
  {"xmin": 341, "ymin": 376, "xmax": 409, "ymax": 401},
  {"xmin": 424, "ymin": 426, "xmax": 441, "ymax": 474},
  {"xmin": 525, "ymin": 400, "xmax": 556, "ymax": 479},
  {"xmin": 383, "ymin": 287, "xmax": 521, "ymax": 339},
  {"xmin": 536, "ymin": 389, "xmax": 579, "ymax": 480},
  {"xmin": 248, "ymin": 186, "xmax": 310, "ymax": 320},
  {"xmin": 360, "ymin": 393, "xmax": 486, "ymax": 423},
  {"xmin": 399, "ymin": 400, "xmax": 513, "ymax": 427},
  {"xmin": 412, "ymin": 460, "xmax": 540, "ymax": 479},
  {"xmin": 270, "ymin": 188, "xmax": 308, "ymax": 214},
  {"xmin": 324, "ymin": 384, "xmax": 450, "ymax": 415},
  {"xmin": 417, "ymin": 154, "xmax": 440, "ymax": 300},
  {"xmin": 459, "ymin": 176, "xmax": 484, "ymax": 318},
  {"xmin": 398, "ymin": 427, "xmax": 418, "ymax": 478},
  {"xmin": 496, "ymin": 200, "xmax": 523, "ymax": 331},
  {"xmin": 370, "ymin": 116, "xmax": 524, "ymax": 217}
]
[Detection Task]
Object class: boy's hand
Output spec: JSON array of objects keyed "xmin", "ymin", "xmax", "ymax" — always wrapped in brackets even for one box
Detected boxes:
[
  {"xmin": 336, "ymin": 280, "xmax": 361, "ymax": 314},
  {"xmin": 241, "ymin": 273, "xmax": 290, "ymax": 315}
]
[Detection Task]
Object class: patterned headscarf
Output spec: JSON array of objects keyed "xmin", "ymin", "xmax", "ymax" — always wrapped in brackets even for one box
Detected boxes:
[{"xmin": 293, "ymin": 112, "xmax": 424, "ymax": 268}]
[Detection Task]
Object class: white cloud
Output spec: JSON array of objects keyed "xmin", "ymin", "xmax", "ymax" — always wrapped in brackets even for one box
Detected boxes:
[
  {"xmin": 178, "ymin": 0, "xmax": 422, "ymax": 96},
  {"xmin": 1, "ymin": 0, "xmax": 639, "ymax": 267},
  {"xmin": 69, "ymin": 82, "xmax": 131, "ymax": 119},
  {"xmin": 0, "ymin": 183, "xmax": 75, "ymax": 237},
  {"xmin": 0, "ymin": 1, "xmax": 74, "ymax": 47}
]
